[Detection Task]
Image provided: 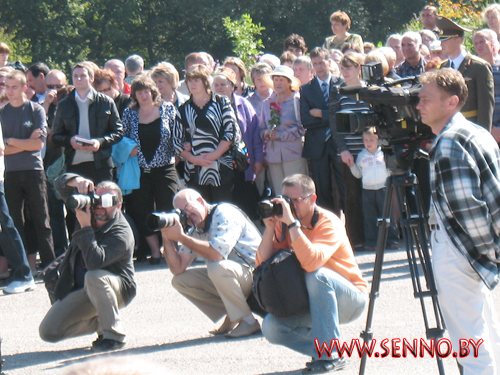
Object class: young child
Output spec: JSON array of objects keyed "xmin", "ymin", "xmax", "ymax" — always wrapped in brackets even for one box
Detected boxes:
[{"xmin": 349, "ymin": 127, "xmax": 399, "ymax": 250}]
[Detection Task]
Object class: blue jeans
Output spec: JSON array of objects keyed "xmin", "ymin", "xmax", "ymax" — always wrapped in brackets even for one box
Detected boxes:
[
  {"xmin": 0, "ymin": 181, "xmax": 32, "ymax": 281},
  {"xmin": 262, "ymin": 267, "xmax": 367, "ymax": 359}
]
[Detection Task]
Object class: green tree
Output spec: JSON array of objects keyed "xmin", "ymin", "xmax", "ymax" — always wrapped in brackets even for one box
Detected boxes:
[{"xmin": 223, "ymin": 14, "xmax": 265, "ymax": 68}]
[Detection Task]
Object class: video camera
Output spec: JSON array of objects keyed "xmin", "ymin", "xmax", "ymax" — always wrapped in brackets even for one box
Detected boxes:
[
  {"xmin": 335, "ymin": 62, "xmax": 433, "ymax": 171},
  {"xmin": 146, "ymin": 209, "xmax": 189, "ymax": 232},
  {"xmin": 257, "ymin": 195, "xmax": 295, "ymax": 219},
  {"xmin": 67, "ymin": 191, "xmax": 118, "ymax": 210}
]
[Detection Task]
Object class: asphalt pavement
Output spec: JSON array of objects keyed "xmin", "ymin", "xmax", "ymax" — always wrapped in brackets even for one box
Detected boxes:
[{"xmin": 1, "ymin": 248, "xmax": 499, "ymax": 375}]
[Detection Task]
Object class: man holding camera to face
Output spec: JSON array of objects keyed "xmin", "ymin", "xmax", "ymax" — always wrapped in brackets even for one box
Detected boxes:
[
  {"xmin": 39, "ymin": 173, "xmax": 136, "ymax": 352},
  {"xmin": 257, "ymin": 174, "xmax": 367, "ymax": 374},
  {"xmin": 161, "ymin": 188, "xmax": 262, "ymax": 338}
]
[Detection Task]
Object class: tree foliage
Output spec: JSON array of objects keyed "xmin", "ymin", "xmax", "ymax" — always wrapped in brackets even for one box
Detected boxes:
[
  {"xmin": 0, "ymin": 0, "xmax": 486, "ymax": 75},
  {"xmin": 223, "ymin": 14, "xmax": 265, "ymax": 69}
]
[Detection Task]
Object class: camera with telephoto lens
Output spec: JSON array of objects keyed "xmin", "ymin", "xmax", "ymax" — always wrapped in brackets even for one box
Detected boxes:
[
  {"xmin": 335, "ymin": 62, "xmax": 434, "ymax": 171},
  {"xmin": 146, "ymin": 209, "xmax": 189, "ymax": 232},
  {"xmin": 258, "ymin": 195, "xmax": 294, "ymax": 219},
  {"xmin": 67, "ymin": 191, "xmax": 118, "ymax": 210}
]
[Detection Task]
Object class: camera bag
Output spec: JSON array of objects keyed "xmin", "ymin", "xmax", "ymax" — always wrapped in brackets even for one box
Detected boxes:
[{"xmin": 252, "ymin": 248, "xmax": 309, "ymax": 318}]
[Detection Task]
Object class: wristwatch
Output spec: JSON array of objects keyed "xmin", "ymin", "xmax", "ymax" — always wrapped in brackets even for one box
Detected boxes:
[{"xmin": 288, "ymin": 220, "xmax": 301, "ymax": 230}]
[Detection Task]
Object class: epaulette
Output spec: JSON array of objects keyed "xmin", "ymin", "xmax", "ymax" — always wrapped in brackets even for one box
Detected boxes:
[{"xmin": 438, "ymin": 59, "xmax": 449, "ymax": 69}]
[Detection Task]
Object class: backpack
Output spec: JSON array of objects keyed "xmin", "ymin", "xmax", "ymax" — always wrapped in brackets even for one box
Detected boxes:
[{"xmin": 251, "ymin": 248, "xmax": 310, "ymax": 317}]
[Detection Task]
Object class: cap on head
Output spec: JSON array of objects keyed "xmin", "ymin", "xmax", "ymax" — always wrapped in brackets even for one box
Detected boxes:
[{"xmin": 436, "ymin": 16, "xmax": 471, "ymax": 41}]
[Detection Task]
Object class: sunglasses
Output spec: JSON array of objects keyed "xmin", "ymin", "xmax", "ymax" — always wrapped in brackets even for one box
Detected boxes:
[{"xmin": 47, "ymin": 84, "xmax": 65, "ymax": 89}]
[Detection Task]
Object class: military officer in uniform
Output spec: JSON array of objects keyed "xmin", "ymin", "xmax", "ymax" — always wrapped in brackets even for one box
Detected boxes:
[{"xmin": 437, "ymin": 16, "xmax": 494, "ymax": 131}]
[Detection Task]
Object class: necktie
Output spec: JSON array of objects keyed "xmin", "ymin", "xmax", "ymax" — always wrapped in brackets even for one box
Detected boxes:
[
  {"xmin": 321, "ymin": 82, "xmax": 329, "ymax": 104},
  {"xmin": 321, "ymin": 81, "xmax": 331, "ymax": 141},
  {"xmin": 451, "ymin": 61, "xmax": 455, "ymax": 69}
]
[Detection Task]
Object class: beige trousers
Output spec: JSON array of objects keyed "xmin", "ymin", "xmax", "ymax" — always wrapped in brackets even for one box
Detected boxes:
[
  {"xmin": 268, "ymin": 158, "xmax": 308, "ymax": 196},
  {"xmin": 172, "ymin": 260, "xmax": 253, "ymax": 323},
  {"xmin": 39, "ymin": 269, "xmax": 127, "ymax": 343}
]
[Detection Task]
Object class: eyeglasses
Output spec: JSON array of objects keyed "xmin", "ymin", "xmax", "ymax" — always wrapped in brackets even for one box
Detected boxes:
[
  {"xmin": 47, "ymin": 84, "xmax": 65, "ymax": 89},
  {"xmin": 290, "ymin": 194, "xmax": 312, "ymax": 205}
]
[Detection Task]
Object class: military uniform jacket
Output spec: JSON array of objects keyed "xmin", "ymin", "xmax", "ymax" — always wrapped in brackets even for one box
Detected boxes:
[{"xmin": 440, "ymin": 53, "xmax": 494, "ymax": 131}]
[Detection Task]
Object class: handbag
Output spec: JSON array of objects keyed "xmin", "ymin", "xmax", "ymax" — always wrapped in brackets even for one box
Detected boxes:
[
  {"xmin": 40, "ymin": 252, "xmax": 67, "ymax": 304},
  {"xmin": 251, "ymin": 248, "xmax": 310, "ymax": 317},
  {"xmin": 230, "ymin": 141, "xmax": 250, "ymax": 171}
]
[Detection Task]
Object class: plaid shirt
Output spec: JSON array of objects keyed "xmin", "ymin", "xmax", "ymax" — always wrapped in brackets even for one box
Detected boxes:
[
  {"xmin": 430, "ymin": 113, "xmax": 500, "ymax": 289},
  {"xmin": 396, "ymin": 58, "xmax": 427, "ymax": 78}
]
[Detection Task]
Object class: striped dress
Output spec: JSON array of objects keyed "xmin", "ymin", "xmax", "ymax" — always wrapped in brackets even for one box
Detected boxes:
[{"xmin": 176, "ymin": 93, "xmax": 241, "ymax": 186}]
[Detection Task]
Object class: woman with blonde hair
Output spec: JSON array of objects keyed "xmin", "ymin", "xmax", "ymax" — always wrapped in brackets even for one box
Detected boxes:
[
  {"xmin": 483, "ymin": 3, "xmax": 500, "ymax": 41},
  {"xmin": 150, "ymin": 62, "xmax": 188, "ymax": 108},
  {"xmin": 259, "ymin": 65, "xmax": 307, "ymax": 195}
]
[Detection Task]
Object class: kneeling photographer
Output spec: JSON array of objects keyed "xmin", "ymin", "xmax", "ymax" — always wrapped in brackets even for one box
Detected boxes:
[
  {"xmin": 160, "ymin": 188, "xmax": 262, "ymax": 338},
  {"xmin": 257, "ymin": 174, "xmax": 367, "ymax": 374},
  {"xmin": 39, "ymin": 173, "xmax": 136, "ymax": 352}
]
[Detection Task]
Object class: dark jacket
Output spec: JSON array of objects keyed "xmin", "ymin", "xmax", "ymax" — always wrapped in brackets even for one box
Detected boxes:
[
  {"xmin": 52, "ymin": 87, "xmax": 123, "ymax": 169},
  {"xmin": 439, "ymin": 53, "xmax": 494, "ymax": 131},
  {"xmin": 53, "ymin": 173, "xmax": 136, "ymax": 303},
  {"xmin": 300, "ymin": 75, "xmax": 344, "ymax": 160}
]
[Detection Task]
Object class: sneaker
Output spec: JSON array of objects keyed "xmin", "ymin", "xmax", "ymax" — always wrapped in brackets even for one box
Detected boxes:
[
  {"xmin": 3, "ymin": 279, "xmax": 36, "ymax": 294},
  {"xmin": 91, "ymin": 338, "xmax": 126, "ymax": 352}
]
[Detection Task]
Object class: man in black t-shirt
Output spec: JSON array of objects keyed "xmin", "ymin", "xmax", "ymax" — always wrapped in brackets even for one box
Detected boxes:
[{"xmin": 1, "ymin": 70, "xmax": 55, "ymax": 272}]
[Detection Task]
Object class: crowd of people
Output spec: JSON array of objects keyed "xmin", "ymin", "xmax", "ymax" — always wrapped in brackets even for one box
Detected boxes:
[{"xmin": 0, "ymin": 3, "xmax": 500, "ymax": 374}]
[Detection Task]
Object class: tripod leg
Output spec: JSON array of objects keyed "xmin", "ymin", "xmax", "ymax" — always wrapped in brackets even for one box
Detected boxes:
[
  {"xmin": 395, "ymin": 176, "xmax": 446, "ymax": 375},
  {"xmin": 359, "ymin": 176, "xmax": 394, "ymax": 375},
  {"xmin": 359, "ymin": 173, "xmax": 447, "ymax": 375}
]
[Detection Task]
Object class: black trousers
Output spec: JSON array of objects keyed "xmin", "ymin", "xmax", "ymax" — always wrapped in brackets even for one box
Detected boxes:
[
  {"xmin": 340, "ymin": 163, "xmax": 364, "ymax": 247},
  {"xmin": 127, "ymin": 164, "xmax": 178, "ymax": 239},
  {"xmin": 309, "ymin": 138, "xmax": 344, "ymax": 216},
  {"xmin": 5, "ymin": 170, "xmax": 55, "ymax": 268},
  {"xmin": 187, "ymin": 180, "xmax": 234, "ymax": 204}
]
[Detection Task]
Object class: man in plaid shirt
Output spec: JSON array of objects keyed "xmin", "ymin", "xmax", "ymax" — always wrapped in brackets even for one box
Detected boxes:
[{"xmin": 418, "ymin": 68, "xmax": 500, "ymax": 374}]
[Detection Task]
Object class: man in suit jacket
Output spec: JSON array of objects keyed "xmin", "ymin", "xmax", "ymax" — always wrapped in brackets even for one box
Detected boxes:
[
  {"xmin": 300, "ymin": 47, "xmax": 344, "ymax": 214},
  {"xmin": 437, "ymin": 16, "xmax": 494, "ymax": 131}
]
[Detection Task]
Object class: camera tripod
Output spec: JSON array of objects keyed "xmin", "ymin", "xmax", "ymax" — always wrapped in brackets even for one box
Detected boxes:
[{"xmin": 358, "ymin": 169, "xmax": 446, "ymax": 375}]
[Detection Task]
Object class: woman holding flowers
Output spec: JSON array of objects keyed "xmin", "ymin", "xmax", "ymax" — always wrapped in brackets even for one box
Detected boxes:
[{"xmin": 260, "ymin": 65, "xmax": 307, "ymax": 195}]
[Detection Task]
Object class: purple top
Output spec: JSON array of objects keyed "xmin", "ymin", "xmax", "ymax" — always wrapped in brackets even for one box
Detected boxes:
[
  {"xmin": 247, "ymin": 89, "xmax": 272, "ymax": 120},
  {"xmin": 233, "ymin": 94, "xmax": 264, "ymax": 181},
  {"xmin": 259, "ymin": 91, "xmax": 305, "ymax": 163}
]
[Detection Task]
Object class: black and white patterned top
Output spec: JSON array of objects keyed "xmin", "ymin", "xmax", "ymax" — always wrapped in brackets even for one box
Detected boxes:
[
  {"xmin": 122, "ymin": 101, "xmax": 182, "ymax": 169},
  {"xmin": 176, "ymin": 93, "xmax": 241, "ymax": 186}
]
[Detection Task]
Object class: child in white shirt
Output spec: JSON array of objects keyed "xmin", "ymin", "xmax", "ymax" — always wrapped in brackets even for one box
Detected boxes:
[{"xmin": 349, "ymin": 127, "xmax": 399, "ymax": 250}]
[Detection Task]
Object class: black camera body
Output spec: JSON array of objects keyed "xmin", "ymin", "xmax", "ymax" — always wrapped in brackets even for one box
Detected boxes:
[
  {"xmin": 258, "ymin": 195, "xmax": 294, "ymax": 219},
  {"xmin": 335, "ymin": 63, "xmax": 434, "ymax": 171},
  {"xmin": 146, "ymin": 209, "xmax": 189, "ymax": 232},
  {"xmin": 67, "ymin": 191, "xmax": 118, "ymax": 210}
]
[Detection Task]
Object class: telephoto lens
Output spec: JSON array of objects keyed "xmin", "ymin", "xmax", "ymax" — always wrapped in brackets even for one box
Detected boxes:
[
  {"xmin": 67, "ymin": 194, "xmax": 92, "ymax": 210},
  {"xmin": 146, "ymin": 212, "xmax": 179, "ymax": 232}
]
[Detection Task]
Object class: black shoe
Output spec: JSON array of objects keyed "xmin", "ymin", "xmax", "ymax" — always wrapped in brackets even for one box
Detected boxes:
[
  {"xmin": 302, "ymin": 357, "xmax": 347, "ymax": 374},
  {"xmin": 149, "ymin": 257, "xmax": 161, "ymax": 265},
  {"xmin": 92, "ymin": 334, "xmax": 103, "ymax": 346},
  {"xmin": 91, "ymin": 338, "xmax": 125, "ymax": 352}
]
